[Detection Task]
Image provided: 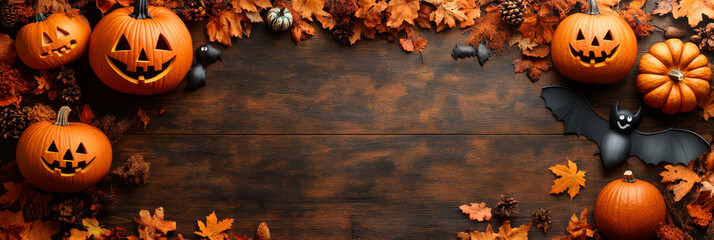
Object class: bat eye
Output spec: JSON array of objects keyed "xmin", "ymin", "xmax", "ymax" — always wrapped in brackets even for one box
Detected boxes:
[
  {"xmin": 619, "ymin": 115, "xmax": 624, "ymax": 120},
  {"xmin": 627, "ymin": 116, "xmax": 632, "ymax": 122}
]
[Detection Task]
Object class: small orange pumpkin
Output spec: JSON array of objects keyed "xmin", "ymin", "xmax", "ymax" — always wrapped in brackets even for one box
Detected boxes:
[
  {"xmin": 16, "ymin": 106, "xmax": 112, "ymax": 192},
  {"xmin": 637, "ymin": 38, "xmax": 711, "ymax": 114},
  {"xmin": 15, "ymin": 13, "xmax": 91, "ymax": 70},
  {"xmin": 89, "ymin": 0, "xmax": 193, "ymax": 95},
  {"xmin": 594, "ymin": 171, "xmax": 666, "ymax": 240},
  {"xmin": 551, "ymin": 0, "xmax": 638, "ymax": 84}
]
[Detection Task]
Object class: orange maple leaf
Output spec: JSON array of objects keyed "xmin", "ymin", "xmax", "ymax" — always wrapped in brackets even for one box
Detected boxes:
[
  {"xmin": 195, "ymin": 211, "xmax": 234, "ymax": 240},
  {"xmin": 425, "ymin": 0, "xmax": 478, "ymax": 31},
  {"xmin": 386, "ymin": 0, "xmax": 420, "ymax": 28},
  {"xmin": 562, "ymin": 208, "xmax": 599, "ymax": 239},
  {"xmin": 206, "ymin": 10, "xmax": 250, "ymax": 46},
  {"xmin": 230, "ymin": 0, "xmax": 272, "ymax": 13},
  {"xmin": 459, "ymin": 220, "xmax": 531, "ymax": 240},
  {"xmin": 661, "ymin": 164, "xmax": 702, "ymax": 201},
  {"xmin": 672, "ymin": 0, "xmax": 714, "ymax": 27},
  {"xmin": 548, "ymin": 158, "xmax": 586, "ymax": 200},
  {"xmin": 399, "ymin": 37, "xmax": 428, "ymax": 53},
  {"xmin": 355, "ymin": 0, "xmax": 389, "ymax": 28},
  {"xmin": 135, "ymin": 207, "xmax": 177, "ymax": 239},
  {"xmin": 459, "ymin": 202, "xmax": 492, "ymax": 221},
  {"xmin": 292, "ymin": 0, "xmax": 334, "ymax": 29},
  {"xmin": 518, "ymin": 11, "xmax": 558, "ymax": 45},
  {"xmin": 0, "ymin": 210, "xmax": 59, "ymax": 240}
]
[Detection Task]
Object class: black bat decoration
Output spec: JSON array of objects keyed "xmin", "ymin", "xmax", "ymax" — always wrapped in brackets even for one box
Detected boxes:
[
  {"xmin": 184, "ymin": 63, "xmax": 206, "ymax": 91},
  {"xmin": 541, "ymin": 86, "xmax": 711, "ymax": 168},
  {"xmin": 195, "ymin": 44, "xmax": 222, "ymax": 66},
  {"xmin": 451, "ymin": 42, "xmax": 490, "ymax": 66}
]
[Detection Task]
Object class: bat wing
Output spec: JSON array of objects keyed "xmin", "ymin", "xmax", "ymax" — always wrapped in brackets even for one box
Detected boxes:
[
  {"xmin": 541, "ymin": 86, "xmax": 609, "ymax": 146},
  {"xmin": 631, "ymin": 129, "xmax": 711, "ymax": 165}
]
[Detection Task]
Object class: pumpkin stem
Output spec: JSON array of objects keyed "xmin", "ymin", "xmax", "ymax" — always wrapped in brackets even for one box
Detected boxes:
[
  {"xmin": 129, "ymin": 0, "xmax": 153, "ymax": 19},
  {"xmin": 586, "ymin": 0, "xmax": 600, "ymax": 15},
  {"xmin": 279, "ymin": 7, "xmax": 285, "ymax": 16},
  {"xmin": 34, "ymin": 13, "xmax": 47, "ymax": 22},
  {"xmin": 668, "ymin": 70, "xmax": 685, "ymax": 81},
  {"xmin": 54, "ymin": 106, "xmax": 71, "ymax": 126},
  {"xmin": 623, "ymin": 170, "xmax": 636, "ymax": 183}
]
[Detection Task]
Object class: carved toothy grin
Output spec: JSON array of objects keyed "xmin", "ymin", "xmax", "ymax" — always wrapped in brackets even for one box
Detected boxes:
[
  {"xmin": 569, "ymin": 44, "xmax": 619, "ymax": 65},
  {"xmin": 617, "ymin": 121, "xmax": 630, "ymax": 130},
  {"xmin": 107, "ymin": 56, "xmax": 175, "ymax": 84},
  {"xmin": 41, "ymin": 40, "xmax": 77, "ymax": 58},
  {"xmin": 41, "ymin": 156, "xmax": 95, "ymax": 174}
]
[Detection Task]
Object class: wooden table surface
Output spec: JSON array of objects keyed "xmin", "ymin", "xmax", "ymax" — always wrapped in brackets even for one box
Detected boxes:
[{"xmin": 2, "ymin": 10, "xmax": 713, "ymax": 239}]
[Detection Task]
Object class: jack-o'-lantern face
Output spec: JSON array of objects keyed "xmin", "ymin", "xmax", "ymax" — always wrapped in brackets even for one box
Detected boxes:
[
  {"xmin": 106, "ymin": 33, "xmax": 176, "ymax": 84},
  {"xmin": 40, "ymin": 141, "xmax": 95, "ymax": 175},
  {"xmin": 15, "ymin": 13, "xmax": 91, "ymax": 70},
  {"xmin": 88, "ymin": 0, "xmax": 193, "ymax": 95},
  {"xmin": 569, "ymin": 29, "xmax": 620, "ymax": 67}
]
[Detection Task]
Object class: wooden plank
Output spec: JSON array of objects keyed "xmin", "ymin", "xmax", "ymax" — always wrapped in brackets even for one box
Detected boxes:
[
  {"xmin": 105, "ymin": 134, "xmax": 665, "ymax": 239},
  {"xmin": 75, "ymin": 16, "xmax": 714, "ymax": 136}
]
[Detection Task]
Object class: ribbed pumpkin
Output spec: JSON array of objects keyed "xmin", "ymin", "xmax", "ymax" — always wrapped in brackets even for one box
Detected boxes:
[
  {"xmin": 594, "ymin": 171, "xmax": 666, "ymax": 240},
  {"xmin": 16, "ymin": 106, "xmax": 112, "ymax": 192},
  {"xmin": 267, "ymin": 8, "xmax": 293, "ymax": 31},
  {"xmin": 89, "ymin": 0, "xmax": 193, "ymax": 95},
  {"xmin": 637, "ymin": 39, "xmax": 711, "ymax": 114},
  {"xmin": 16, "ymin": 13, "xmax": 91, "ymax": 70},
  {"xmin": 551, "ymin": 0, "xmax": 637, "ymax": 84}
]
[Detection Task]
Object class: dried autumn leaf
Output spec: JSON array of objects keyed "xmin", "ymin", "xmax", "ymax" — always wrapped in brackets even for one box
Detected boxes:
[
  {"xmin": 386, "ymin": 0, "xmax": 420, "ymax": 28},
  {"xmin": 0, "ymin": 210, "xmax": 58, "ymax": 240},
  {"xmin": 508, "ymin": 33, "xmax": 536, "ymax": 51},
  {"xmin": 32, "ymin": 70, "xmax": 51, "ymax": 95},
  {"xmin": 522, "ymin": 45, "xmax": 549, "ymax": 58},
  {"xmin": 566, "ymin": 208, "xmax": 598, "ymax": 239},
  {"xmin": 518, "ymin": 11, "xmax": 558, "ymax": 45},
  {"xmin": 206, "ymin": 10, "xmax": 249, "ymax": 47},
  {"xmin": 459, "ymin": 202, "xmax": 492, "ymax": 221},
  {"xmin": 0, "ymin": 181, "xmax": 52, "ymax": 209},
  {"xmin": 137, "ymin": 108, "xmax": 150, "ymax": 130},
  {"xmin": 426, "ymin": 0, "xmax": 478, "ymax": 31},
  {"xmin": 69, "ymin": 218, "xmax": 110, "ymax": 240},
  {"xmin": 36, "ymin": 0, "xmax": 72, "ymax": 13},
  {"xmin": 399, "ymin": 36, "xmax": 427, "ymax": 53},
  {"xmin": 548, "ymin": 158, "xmax": 586, "ymax": 200},
  {"xmin": 661, "ymin": 164, "xmax": 702, "ymax": 201},
  {"xmin": 0, "ymin": 34, "xmax": 15, "ymax": 64},
  {"xmin": 355, "ymin": 0, "xmax": 389, "ymax": 28},
  {"xmin": 512, "ymin": 57, "xmax": 552, "ymax": 82},
  {"xmin": 416, "ymin": 4, "xmax": 435, "ymax": 28},
  {"xmin": 77, "ymin": 104, "xmax": 95, "ymax": 124},
  {"xmin": 0, "ymin": 182, "xmax": 23, "ymax": 207},
  {"xmin": 620, "ymin": 7, "xmax": 654, "ymax": 38},
  {"xmin": 653, "ymin": 0, "xmax": 676, "ymax": 15},
  {"xmin": 629, "ymin": 0, "xmax": 647, "ymax": 9},
  {"xmin": 135, "ymin": 207, "xmax": 176, "ymax": 239},
  {"xmin": 195, "ymin": 211, "xmax": 234, "ymax": 240},
  {"xmin": 67, "ymin": 229, "xmax": 92, "ymax": 240},
  {"xmin": 25, "ymin": 220, "xmax": 59, "ymax": 240},
  {"xmin": 96, "ymin": 0, "xmax": 132, "ymax": 14},
  {"xmin": 467, "ymin": 11, "xmax": 511, "ymax": 52},
  {"xmin": 460, "ymin": 220, "xmax": 531, "ymax": 240},
  {"xmin": 291, "ymin": 17, "xmax": 315, "ymax": 44},
  {"xmin": 229, "ymin": 0, "xmax": 272, "ymax": 13},
  {"xmin": 699, "ymin": 90, "xmax": 714, "ymax": 121},
  {"xmin": 672, "ymin": 0, "xmax": 714, "ymax": 27},
  {"xmin": 292, "ymin": 0, "xmax": 332, "ymax": 29}
]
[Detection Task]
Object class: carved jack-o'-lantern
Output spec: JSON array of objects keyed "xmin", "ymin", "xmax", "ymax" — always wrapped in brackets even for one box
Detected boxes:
[
  {"xmin": 15, "ymin": 13, "xmax": 91, "ymax": 70},
  {"xmin": 16, "ymin": 106, "xmax": 112, "ymax": 192},
  {"xmin": 89, "ymin": 0, "xmax": 192, "ymax": 95},
  {"xmin": 551, "ymin": 0, "xmax": 637, "ymax": 84}
]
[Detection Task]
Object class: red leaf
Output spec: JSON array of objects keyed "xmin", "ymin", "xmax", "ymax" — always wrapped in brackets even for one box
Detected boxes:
[{"xmin": 77, "ymin": 104, "xmax": 95, "ymax": 124}]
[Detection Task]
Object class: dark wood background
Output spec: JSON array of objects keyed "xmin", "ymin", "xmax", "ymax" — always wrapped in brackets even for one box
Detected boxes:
[{"xmin": 2, "ymin": 6, "xmax": 713, "ymax": 239}]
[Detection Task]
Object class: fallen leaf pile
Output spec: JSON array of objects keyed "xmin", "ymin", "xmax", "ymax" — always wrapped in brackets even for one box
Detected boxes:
[
  {"xmin": 549, "ymin": 158, "xmax": 586, "ymax": 200},
  {"xmin": 456, "ymin": 220, "xmax": 531, "ymax": 240}
]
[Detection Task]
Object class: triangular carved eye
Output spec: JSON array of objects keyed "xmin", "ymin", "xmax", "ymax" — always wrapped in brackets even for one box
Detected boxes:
[
  {"xmin": 604, "ymin": 30, "xmax": 613, "ymax": 40},
  {"xmin": 76, "ymin": 143, "xmax": 86, "ymax": 154},
  {"xmin": 115, "ymin": 35, "xmax": 131, "ymax": 51},
  {"xmin": 56, "ymin": 27, "xmax": 69, "ymax": 38},
  {"xmin": 576, "ymin": 30, "xmax": 585, "ymax": 40},
  {"xmin": 47, "ymin": 141, "xmax": 58, "ymax": 152},
  {"xmin": 156, "ymin": 34, "xmax": 170, "ymax": 51},
  {"xmin": 43, "ymin": 32, "xmax": 53, "ymax": 45}
]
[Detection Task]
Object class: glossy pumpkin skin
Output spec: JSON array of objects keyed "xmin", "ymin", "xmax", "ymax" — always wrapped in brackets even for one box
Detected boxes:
[
  {"xmin": 16, "ymin": 106, "xmax": 112, "ymax": 193},
  {"xmin": 551, "ymin": 0, "xmax": 637, "ymax": 84},
  {"xmin": 594, "ymin": 172, "xmax": 666, "ymax": 240},
  {"xmin": 637, "ymin": 39, "xmax": 711, "ymax": 114},
  {"xmin": 267, "ymin": 8, "xmax": 293, "ymax": 31},
  {"xmin": 89, "ymin": 0, "xmax": 193, "ymax": 95},
  {"xmin": 16, "ymin": 13, "xmax": 91, "ymax": 70}
]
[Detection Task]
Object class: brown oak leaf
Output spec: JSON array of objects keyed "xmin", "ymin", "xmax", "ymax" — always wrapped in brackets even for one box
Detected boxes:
[
  {"xmin": 0, "ymin": 34, "xmax": 15, "ymax": 64},
  {"xmin": 195, "ymin": 211, "xmax": 234, "ymax": 240},
  {"xmin": 661, "ymin": 164, "xmax": 702, "ymax": 201},
  {"xmin": 459, "ymin": 202, "xmax": 492, "ymax": 221},
  {"xmin": 135, "ymin": 207, "xmax": 176, "ymax": 240},
  {"xmin": 512, "ymin": 57, "xmax": 552, "ymax": 82},
  {"xmin": 548, "ymin": 158, "xmax": 586, "ymax": 200},
  {"xmin": 386, "ymin": 0, "xmax": 420, "ymax": 28}
]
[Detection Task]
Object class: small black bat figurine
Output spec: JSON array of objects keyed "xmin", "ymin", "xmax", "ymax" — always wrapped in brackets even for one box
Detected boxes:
[{"xmin": 541, "ymin": 86, "xmax": 711, "ymax": 168}]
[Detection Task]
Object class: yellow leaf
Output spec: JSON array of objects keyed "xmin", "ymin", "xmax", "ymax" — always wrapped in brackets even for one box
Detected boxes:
[
  {"xmin": 386, "ymin": 0, "xmax": 420, "ymax": 28},
  {"xmin": 82, "ymin": 218, "xmax": 111, "ymax": 238},
  {"xmin": 549, "ymin": 158, "xmax": 586, "ymax": 200},
  {"xmin": 195, "ymin": 211, "xmax": 234, "ymax": 240}
]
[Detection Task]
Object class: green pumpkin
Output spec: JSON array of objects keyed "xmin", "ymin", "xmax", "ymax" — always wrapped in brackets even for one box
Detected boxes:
[{"xmin": 267, "ymin": 8, "xmax": 293, "ymax": 31}]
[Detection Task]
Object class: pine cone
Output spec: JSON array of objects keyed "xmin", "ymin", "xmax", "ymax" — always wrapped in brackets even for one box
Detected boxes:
[
  {"xmin": 691, "ymin": 23, "xmax": 714, "ymax": 51},
  {"xmin": 23, "ymin": 201, "xmax": 49, "ymax": 222},
  {"xmin": 53, "ymin": 67, "xmax": 81, "ymax": 103},
  {"xmin": 61, "ymin": 85, "xmax": 81, "ymax": 102},
  {"xmin": 54, "ymin": 66, "xmax": 77, "ymax": 86},
  {"xmin": 51, "ymin": 197, "xmax": 85, "ymax": 225},
  {"xmin": 332, "ymin": 22, "xmax": 354, "ymax": 45},
  {"xmin": 532, "ymin": 208, "xmax": 551, "ymax": 233},
  {"xmin": 90, "ymin": 189, "xmax": 118, "ymax": 214},
  {"xmin": 500, "ymin": 0, "xmax": 523, "ymax": 28},
  {"xmin": 0, "ymin": 107, "xmax": 29, "ymax": 139},
  {"xmin": 493, "ymin": 194, "xmax": 519, "ymax": 218},
  {"xmin": 1, "ymin": 1, "xmax": 17, "ymax": 27},
  {"xmin": 179, "ymin": 0, "xmax": 207, "ymax": 22}
]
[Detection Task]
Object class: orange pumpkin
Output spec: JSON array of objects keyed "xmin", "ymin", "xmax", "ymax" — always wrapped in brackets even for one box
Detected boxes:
[
  {"xmin": 594, "ymin": 171, "xmax": 666, "ymax": 240},
  {"xmin": 551, "ymin": 0, "xmax": 637, "ymax": 84},
  {"xmin": 15, "ymin": 13, "xmax": 91, "ymax": 70},
  {"xmin": 637, "ymin": 39, "xmax": 711, "ymax": 114},
  {"xmin": 89, "ymin": 0, "xmax": 192, "ymax": 95},
  {"xmin": 16, "ymin": 106, "xmax": 112, "ymax": 192}
]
